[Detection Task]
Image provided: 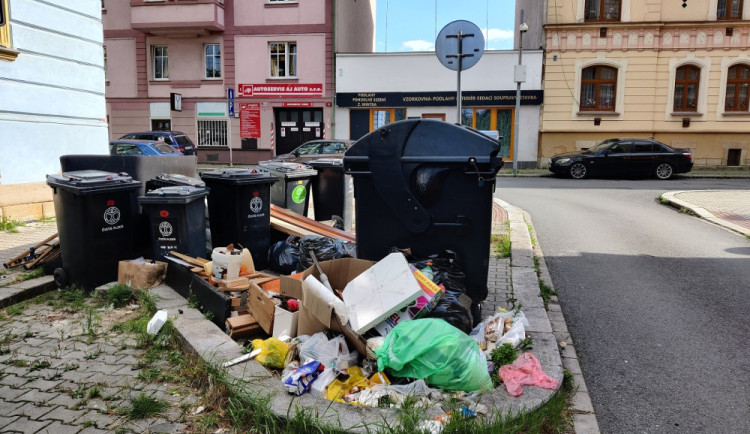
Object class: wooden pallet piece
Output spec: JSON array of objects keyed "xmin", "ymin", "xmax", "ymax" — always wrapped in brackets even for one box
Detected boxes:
[{"xmin": 4, "ymin": 233, "xmax": 59, "ymax": 269}]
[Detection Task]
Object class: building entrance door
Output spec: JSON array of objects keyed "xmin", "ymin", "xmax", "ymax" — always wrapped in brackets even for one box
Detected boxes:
[{"xmin": 274, "ymin": 108, "xmax": 323, "ymax": 155}]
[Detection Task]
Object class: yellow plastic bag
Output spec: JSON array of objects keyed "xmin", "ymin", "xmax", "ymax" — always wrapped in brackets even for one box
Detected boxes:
[
  {"xmin": 252, "ymin": 338, "xmax": 289, "ymax": 369},
  {"xmin": 325, "ymin": 366, "xmax": 371, "ymax": 402}
]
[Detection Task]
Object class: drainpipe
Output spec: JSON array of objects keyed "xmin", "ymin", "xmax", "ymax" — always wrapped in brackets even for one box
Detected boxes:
[{"xmin": 331, "ymin": 0, "xmax": 336, "ymax": 139}]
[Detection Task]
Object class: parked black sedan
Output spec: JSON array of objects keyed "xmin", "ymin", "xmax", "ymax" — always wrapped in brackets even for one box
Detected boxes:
[{"xmin": 549, "ymin": 138, "xmax": 693, "ymax": 180}]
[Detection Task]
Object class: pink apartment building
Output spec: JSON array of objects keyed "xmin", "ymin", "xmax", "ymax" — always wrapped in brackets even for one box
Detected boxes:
[{"xmin": 103, "ymin": 0, "xmax": 375, "ymax": 164}]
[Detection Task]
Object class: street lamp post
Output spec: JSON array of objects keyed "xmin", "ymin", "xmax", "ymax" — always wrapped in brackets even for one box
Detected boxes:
[{"xmin": 512, "ymin": 22, "xmax": 528, "ymax": 175}]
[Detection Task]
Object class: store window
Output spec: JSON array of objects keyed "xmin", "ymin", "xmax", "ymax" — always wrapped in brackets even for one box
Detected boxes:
[
  {"xmin": 269, "ymin": 42, "xmax": 296, "ymax": 78},
  {"xmin": 152, "ymin": 45, "xmax": 168, "ymax": 80},
  {"xmin": 461, "ymin": 108, "xmax": 513, "ymax": 159},
  {"xmin": 198, "ymin": 120, "xmax": 228, "ymax": 147},
  {"xmin": 584, "ymin": 0, "xmax": 621, "ymax": 22},
  {"xmin": 718, "ymin": 0, "xmax": 743, "ymax": 20},
  {"xmin": 580, "ymin": 65, "xmax": 617, "ymax": 111},
  {"xmin": 725, "ymin": 64, "xmax": 750, "ymax": 112},
  {"xmin": 205, "ymin": 44, "xmax": 221, "ymax": 78},
  {"xmin": 674, "ymin": 65, "xmax": 700, "ymax": 112},
  {"xmin": 372, "ymin": 109, "xmax": 406, "ymax": 130}
]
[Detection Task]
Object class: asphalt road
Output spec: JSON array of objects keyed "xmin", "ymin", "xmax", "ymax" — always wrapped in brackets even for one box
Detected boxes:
[{"xmin": 494, "ymin": 176, "xmax": 750, "ymax": 434}]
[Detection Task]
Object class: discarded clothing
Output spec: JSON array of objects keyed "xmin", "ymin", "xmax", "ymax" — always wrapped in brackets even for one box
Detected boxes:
[{"xmin": 499, "ymin": 353, "xmax": 558, "ymax": 397}]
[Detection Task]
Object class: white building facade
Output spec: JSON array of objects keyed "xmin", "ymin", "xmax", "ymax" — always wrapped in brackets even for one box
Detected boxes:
[
  {"xmin": 0, "ymin": 0, "xmax": 107, "ymax": 185},
  {"xmin": 334, "ymin": 51, "xmax": 544, "ymax": 167}
]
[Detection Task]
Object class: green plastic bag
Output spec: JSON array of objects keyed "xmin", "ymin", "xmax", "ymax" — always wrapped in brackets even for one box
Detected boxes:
[{"xmin": 375, "ymin": 318, "xmax": 493, "ymax": 392}]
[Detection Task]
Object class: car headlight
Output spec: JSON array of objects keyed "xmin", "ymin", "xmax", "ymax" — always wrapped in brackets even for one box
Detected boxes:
[{"xmin": 556, "ymin": 158, "xmax": 571, "ymax": 165}]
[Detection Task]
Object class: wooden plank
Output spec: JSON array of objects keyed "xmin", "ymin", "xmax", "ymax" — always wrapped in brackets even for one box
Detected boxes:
[
  {"xmin": 271, "ymin": 205, "xmax": 356, "ymax": 242},
  {"xmin": 4, "ymin": 233, "xmax": 59, "ymax": 269},
  {"xmin": 226, "ymin": 314, "xmax": 258, "ymax": 329},
  {"xmin": 169, "ymin": 251, "xmax": 206, "ymax": 267},
  {"xmin": 271, "ymin": 216, "xmax": 317, "ymax": 238}
]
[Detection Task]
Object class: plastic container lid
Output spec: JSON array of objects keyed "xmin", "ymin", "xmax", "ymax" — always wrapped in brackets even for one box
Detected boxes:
[
  {"xmin": 138, "ymin": 186, "xmax": 209, "ymax": 205},
  {"xmin": 200, "ymin": 168, "xmax": 278, "ymax": 185},
  {"xmin": 257, "ymin": 161, "xmax": 318, "ymax": 177},
  {"xmin": 306, "ymin": 158, "xmax": 343, "ymax": 169},
  {"xmin": 153, "ymin": 173, "xmax": 206, "ymax": 188},
  {"xmin": 46, "ymin": 170, "xmax": 141, "ymax": 195}
]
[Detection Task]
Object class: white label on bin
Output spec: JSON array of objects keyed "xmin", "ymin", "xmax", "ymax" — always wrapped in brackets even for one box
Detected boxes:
[
  {"xmin": 249, "ymin": 196, "xmax": 263, "ymax": 213},
  {"xmin": 159, "ymin": 221, "xmax": 173, "ymax": 237},
  {"xmin": 104, "ymin": 207, "xmax": 121, "ymax": 225}
]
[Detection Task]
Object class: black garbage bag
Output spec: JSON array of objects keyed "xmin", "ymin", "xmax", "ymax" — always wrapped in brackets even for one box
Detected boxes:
[
  {"xmin": 425, "ymin": 290, "xmax": 474, "ymax": 334},
  {"xmin": 297, "ymin": 235, "xmax": 356, "ymax": 272},
  {"xmin": 267, "ymin": 236, "xmax": 300, "ymax": 274}
]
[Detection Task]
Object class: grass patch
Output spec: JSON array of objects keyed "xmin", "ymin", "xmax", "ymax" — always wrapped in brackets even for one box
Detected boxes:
[
  {"xmin": 29, "ymin": 360, "xmax": 51, "ymax": 372},
  {"xmin": 100, "ymin": 284, "xmax": 136, "ymax": 308},
  {"xmin": 54, "ymin": 285, "xmax": 88, "ymax": 312},
  {"xmin": 538, "ymin": 279, "xmax": 557, "ymax": 310},
  {"xmin": 5, "ymin": 305, "xmax": 24, "ymax": 316},
  {"xmin": 14, "ymin": 268, "xmax": 45, "ymax": 282},
  {"xmin": 0, "ymin": 216, "xmax": 25, "ymax": 233},
  {"xmin": 121, "ymin": 393, "xmax": 169, "ymax": 419},
  {"xmin": 658, "ymin": 195, "xmax": 669, "ymax": 205},
  {"xmin": 491, "ymin": 234, "xmax": 511, "ymax": 258}
]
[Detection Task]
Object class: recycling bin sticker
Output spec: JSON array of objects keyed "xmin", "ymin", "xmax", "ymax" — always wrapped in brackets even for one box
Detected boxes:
[
  {"xmin": 154, "ymin": 217, "xmax": 179, "ymax": 251},
  {"xmin": 292, "ymin": 185, "xmax": 307, "ymax": 204}
]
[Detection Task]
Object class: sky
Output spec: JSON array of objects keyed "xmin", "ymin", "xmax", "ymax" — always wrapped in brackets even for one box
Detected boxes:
[{"xmin": 374, "ymin": 0, "xmax": 518, "ymax": 52}]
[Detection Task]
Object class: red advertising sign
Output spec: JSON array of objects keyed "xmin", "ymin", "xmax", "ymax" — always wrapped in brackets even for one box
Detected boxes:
[
  {"xmin": 283, "ymin": 102, "xmax": 313, "ymax": 107},
  {"xmin": 240, "ymin": 103, "xmax": 261, "ymax": 138},
  {"xmin": 238, "ymin": 83, "xmax": 323, "ymax": 97}
]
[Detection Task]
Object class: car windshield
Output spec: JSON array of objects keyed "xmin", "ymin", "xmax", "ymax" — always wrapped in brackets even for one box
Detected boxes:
[
  {"xmin": 587, "ymin": 139, "xmax": 619, "ymax": 153},
  {"xmin": 154, "ymin": 143, "xmax": 177, "ymax": 154}
]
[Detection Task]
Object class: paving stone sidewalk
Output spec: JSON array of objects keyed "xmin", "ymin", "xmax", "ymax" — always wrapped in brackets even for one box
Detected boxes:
[
  {"xmin": 0, "ymin": 297, "xmax": 201, "ymax": 433},
  {"xmin": 661, "ymin": 190, "xmax": 750, "ymax": 236}
]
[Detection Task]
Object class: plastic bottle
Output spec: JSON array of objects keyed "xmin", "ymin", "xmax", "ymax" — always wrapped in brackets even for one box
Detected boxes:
[{"xmin": 420, "ymin": 262, "xmax": 434, "ymax": 281}]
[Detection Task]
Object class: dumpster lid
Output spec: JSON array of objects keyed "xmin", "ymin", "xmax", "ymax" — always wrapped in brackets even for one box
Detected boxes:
[
  {"xmin": 144, "ymin": 186, "xmax": 207, "ymax": 197},
  {"xmin": 258, "ymin": 160, "xmax": 317, "ymax": 174},
  {"xmin": 154, "ymin": 173, "xmax": 205, "ymax": 188},
  {"xmin": 47, "ymin": 170, "xmax": 136, "ymax": 187},
  {"xmin": 306, "ymin": 158, "xmax": 343, "ymax": 168},
  {"xmin": 200, "ymin": 168, "xmax": 278, "ymax": 184}
]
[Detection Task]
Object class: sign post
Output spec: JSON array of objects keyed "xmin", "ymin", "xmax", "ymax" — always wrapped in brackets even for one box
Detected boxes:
[
  {"xmin": 435, "ymin": 20, "xmax": 484, "ymax": 124},
  {"xmin": 227, "ymin": 88, "xmax": 234, "ymax": 166}
]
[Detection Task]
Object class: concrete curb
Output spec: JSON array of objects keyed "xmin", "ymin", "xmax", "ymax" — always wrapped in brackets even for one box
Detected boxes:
[
  {"xmin": 660, "ymin": 191, "xmax": 750, "ymax": 237},
  {"xmin": 0, "ymin": 275, "xmax": 56, "ymax": 309}
]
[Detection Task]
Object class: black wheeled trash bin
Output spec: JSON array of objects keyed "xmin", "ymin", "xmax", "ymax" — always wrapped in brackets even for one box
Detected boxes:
[
  {"xmin": 200, "ymin": 168, "xmax": 277, "ymax": 270},
  {"xmin": 257, "ymin": 161, "xmax": 317, "ymax": 216},
  {"xmin": 307, "ymin": 158, "xmax": 354, "ymax": 231},
  {"xmin": 46, "ymin": 170, "xmax": 142, "ymax": 291},
  {"xmin": 146, "ymin": 173, "xmax": 206, "ymax": 192},
  {"xmin": 138, "ymin": 186, "xmax": 209, "ymax": 261},
  {"xmin": 343, "ymin": 119, "xmax": 504, "ymax": 305}
]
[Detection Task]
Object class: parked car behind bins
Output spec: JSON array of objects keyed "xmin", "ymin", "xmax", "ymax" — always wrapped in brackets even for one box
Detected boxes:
[
  {"xmin": 271, "ymin": 139, "xmax": 353, "ymax": 163},
  {"xmin": 119, "ymin": 131, "xmax": 196, "ymax": 155},
  {"xmin": 549, "ymin": 138, "xmax": 693, "ymax": 180},
  {"xmin": 109, "ymin": 140, "xmax": 183, "ymax": 156}
]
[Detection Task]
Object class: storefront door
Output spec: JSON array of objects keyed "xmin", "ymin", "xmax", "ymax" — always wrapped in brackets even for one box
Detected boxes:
[{"xmin": 274, "ymin": 108, "xmax": 323, "ymax": 155}]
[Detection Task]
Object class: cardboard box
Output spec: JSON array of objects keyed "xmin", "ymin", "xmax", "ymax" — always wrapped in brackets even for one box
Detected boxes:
[
  {"xmin": 280, "ymin": 257, "xmax": 375, "ymax": 357},
  {"xmin": 118, "ymin": 259, "xmax": 167, "ymax": 290},
  {"xmin": 246, "ymin": 282, "xmax": 277, "ymax": 335}
]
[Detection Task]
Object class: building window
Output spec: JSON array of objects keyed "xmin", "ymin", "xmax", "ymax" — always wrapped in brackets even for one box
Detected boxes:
[
  {"xmin": 725, "ymin": 64, "xmax": 750, "ymax": 111},
  {"xmin": 371, "ymin": 108, "xmax": 406, "ymax": 130},
  {"xmin": 269, "ymin": 42, "xmax": 296, "ymax": 78},
  {"xmin": 153, "ymin": 45, "xmax": 168, "ymax": 80},
  {"xmin": 580, "ymin": 65, "xmax": 617, "ymax": 111},
  {"xmin": 205, "ymin": 44, "xmax": 221, "ymax": 78},
  {"xmin": 461, "ymin": 108, "xmax": 513, "ymax": 159},
  {"xmin": 198, "ymin": 120, "xmax": 228, "ymax": 147},
  {"xmin": 0, "ymin": 0, "xmax": 16, "ymax": 61},
  {"xmin": 718, "ymin": 0, "xmax": 743, "ymax": 20},
  {"xmin": 584, "ymin": 0, "xmax": 621, "ymax": 22},
  {"xmin": 674, "ymin": 65, "xmax": 699, "ymax": 112}
]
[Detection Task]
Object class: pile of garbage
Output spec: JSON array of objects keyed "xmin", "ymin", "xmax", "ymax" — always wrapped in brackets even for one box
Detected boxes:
[{"xmin": 229, "ymin": 248, "xmax": 558, "ymax": 415}]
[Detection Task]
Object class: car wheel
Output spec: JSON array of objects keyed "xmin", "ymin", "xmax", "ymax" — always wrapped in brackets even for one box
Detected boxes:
[
  {"xmin": 654, "ymin": 162, "xmax": 674, "ymax": 180},
  {"xmin": 568, "ymin": 162, "xmax": 587, "ymax": 179}
]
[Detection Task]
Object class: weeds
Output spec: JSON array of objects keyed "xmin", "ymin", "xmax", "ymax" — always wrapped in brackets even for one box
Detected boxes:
[
  {"xmin": 539, "ymin": 279, "xmax": 557, "ymax": 310},
  {"xmin": 0, "ymin": 216, "xmax": 25, "ymax": 233},
  {"xmin": 121, "ymin": 393, "xmax": 169, "ymax": 419},
  {"xmin": 100, "ymin": 284, "xmax": 136, "ymax": 308},
  {"xmin": 29, "ymin": 360, "xmax": 51, "ymax": 372},
  {"xmin": 15, "ymin": 268, "xmax": 45, "ymax": 282},
  {"xmin": 5, "ymin": 305, "xmax": 23, "ymax": 316},
  {"xmin": 88, "ymin": 386, "xmax": 101, "ymax": 399}
]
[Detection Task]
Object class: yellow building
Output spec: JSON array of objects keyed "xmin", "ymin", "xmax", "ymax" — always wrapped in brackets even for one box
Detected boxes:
[{"xmin": 521, "ymin": 0, "xmax": 750, "ymax": 168}]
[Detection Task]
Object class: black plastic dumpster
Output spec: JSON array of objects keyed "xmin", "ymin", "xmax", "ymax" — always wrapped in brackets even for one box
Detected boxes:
[
  {"xmin": 343, "ymin": 119, "xmax": 503, "ymax": 303},
  {"xmin": 307, "ymin": 158, "xmax": 354, "ymax": 231},
  {"xmin": 46, "ymin": 170, "xmax": 142, "ymax": 290},
  {"xmin": 138, "ymin": 186, "xmax": 209, "ymax": 261},
  {"xmin": 146, "ymin": 173, "xmax": 206, "ymax": 192},
  {"xmin": 200, "ymin": 168, "xmax": 277, "ymax": 270},
  {"xmin": 257, "ymin": 161, "xmax": 317, "ymax": 216}
]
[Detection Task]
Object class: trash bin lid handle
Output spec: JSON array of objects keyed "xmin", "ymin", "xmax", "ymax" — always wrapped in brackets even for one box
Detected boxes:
[{"xmin": 367, "ymin": 125, "xmax": 432, "ymax": 234}]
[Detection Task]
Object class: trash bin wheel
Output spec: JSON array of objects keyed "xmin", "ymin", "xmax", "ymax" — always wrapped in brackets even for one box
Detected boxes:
[{"xmin": 53, "ymin": 268, "xmax": 68, "ymax": 288}]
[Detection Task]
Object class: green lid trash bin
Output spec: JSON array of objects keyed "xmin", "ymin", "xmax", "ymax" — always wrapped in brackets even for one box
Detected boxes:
[{"xmin": 257, "ymin": 161, "xmax": 317, "ymax": 216}]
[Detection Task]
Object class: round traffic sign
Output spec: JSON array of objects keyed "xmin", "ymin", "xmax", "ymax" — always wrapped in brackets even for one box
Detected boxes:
[{"xmin": 435, "ymin": 20, "xmax": 485, "ymax": 71}]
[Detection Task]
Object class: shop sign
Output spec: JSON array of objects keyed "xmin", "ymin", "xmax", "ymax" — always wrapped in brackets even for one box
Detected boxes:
[
  {"xmin": 283, "ymin": 102, "xmax": 313, "ymax": 107},
  {"xmin": 240, "ymin": 103, "xmax": 261, "ymax": 138},
  {"xmin": 335, "ymin": 90, "xmax": 544, "ymax": 108},
  {"xmin": 238, "ymin": 83, "xmax": 323, "ymax": 97}
]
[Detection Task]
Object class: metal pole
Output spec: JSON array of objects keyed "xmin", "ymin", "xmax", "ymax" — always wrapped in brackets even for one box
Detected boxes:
[
  {"xmin": 512, "ymin": 29, "xmax": 524, "ymax": 175},
  {"xmin": 457, "ymin": 31, "xmax": 463, "ymax": 123}
]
